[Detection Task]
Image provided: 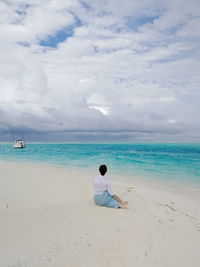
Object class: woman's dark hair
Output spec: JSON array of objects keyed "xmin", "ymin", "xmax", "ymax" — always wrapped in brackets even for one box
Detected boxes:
[{"xmin": 99, "ymin": 164, "xmax": 107, "ymax": 176}]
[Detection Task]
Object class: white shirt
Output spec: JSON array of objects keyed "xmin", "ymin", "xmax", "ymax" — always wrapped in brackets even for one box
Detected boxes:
[{"xmin": 93, "ymin": 175, "xmax": 114, "ymax": 195}]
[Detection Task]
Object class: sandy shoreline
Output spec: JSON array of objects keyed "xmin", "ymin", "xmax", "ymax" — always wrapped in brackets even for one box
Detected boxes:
[{"xmin": 0, "ymin": 160, "xmax": 200, "ymax": 267}]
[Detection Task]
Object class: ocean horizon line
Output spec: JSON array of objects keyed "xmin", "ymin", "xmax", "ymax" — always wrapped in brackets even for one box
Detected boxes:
[{"xmin": 1, "ymin": 141, "xmax": 200, "ymax": 145}]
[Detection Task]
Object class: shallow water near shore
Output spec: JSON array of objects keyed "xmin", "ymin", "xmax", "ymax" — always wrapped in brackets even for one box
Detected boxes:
[{"xmin": 0, "ymin": 143, "xmax": 200, "ymax": 187}]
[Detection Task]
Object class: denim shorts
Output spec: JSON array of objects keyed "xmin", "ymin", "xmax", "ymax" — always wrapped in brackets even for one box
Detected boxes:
[{"xmin": 93, "ymin": 191, "xmax": 119, "ymax": 209}]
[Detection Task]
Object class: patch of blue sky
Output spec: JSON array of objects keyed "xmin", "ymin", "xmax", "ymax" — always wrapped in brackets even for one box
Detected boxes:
[
  {"xmin": 153, "ymin": 48, "xmax": 199, "ymax": 64},
  {"xmin": 16, "ymin": 10, "xmax": 26, "ymax": 16},
  {"xmin": 40, "ymin": 15, "xmax": 82, "ymax": 48},
  {"xmin": 80, "ymin": 1, "xmax": 91, "ymax": 10},
  {"xmin": 126, "ymin": 15, "xmax": 160, "ymax": 31},
  {"xmin": 162, "ymin": 23, "xmax": 185, "ymax": 37},
  {"xmin": 138, "ymin": 36, "xmax": 178, "ymax": 52},
  {"xmin": 17, "ymin": 41, "xmax": 30, "ymax": 47},
  {"xmin": 16, "ymin": 4, "xmax": 31, "ymax": 15},
  {"xmin": 39, "ymin": 27, "xmax": 73, "ymax": 48}
]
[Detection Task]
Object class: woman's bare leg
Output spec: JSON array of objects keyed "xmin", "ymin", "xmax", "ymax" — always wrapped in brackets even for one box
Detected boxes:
[{"xmin": 113, "ymin": 195, "xmax": 128, "ymax": 205}]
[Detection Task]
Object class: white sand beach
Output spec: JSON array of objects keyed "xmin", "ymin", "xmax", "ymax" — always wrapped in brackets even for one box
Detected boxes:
[{"xmin": 0, "ymin": 160, "xmax": 200, "ymax": 267}]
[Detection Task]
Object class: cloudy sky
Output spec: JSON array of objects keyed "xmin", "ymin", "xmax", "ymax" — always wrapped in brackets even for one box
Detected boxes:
[{"xmin": 0, "ymin": 0, "xmax": 200, "ymax": 142}]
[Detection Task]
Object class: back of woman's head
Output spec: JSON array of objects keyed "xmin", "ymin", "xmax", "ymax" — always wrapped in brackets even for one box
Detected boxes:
[{"xmin": 99, "ymin": 164, "xmax": 107, "ymax": 176}]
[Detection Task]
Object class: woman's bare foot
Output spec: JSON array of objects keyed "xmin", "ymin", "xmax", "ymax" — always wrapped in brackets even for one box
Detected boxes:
[{"xmin": 119, "ymin": 203, "xmax": 127, "ymax": 209}]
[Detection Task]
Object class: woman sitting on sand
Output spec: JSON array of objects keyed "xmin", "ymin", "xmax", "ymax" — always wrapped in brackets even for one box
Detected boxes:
[{"xmin": 93, "ymin": 165, "xmax": 127, "ymax": 209}]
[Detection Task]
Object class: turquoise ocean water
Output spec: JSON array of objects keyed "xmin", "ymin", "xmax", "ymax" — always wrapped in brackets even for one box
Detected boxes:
[{"xmin": 0, "ymin": 143, "xmax": 200, "ymax": 187}]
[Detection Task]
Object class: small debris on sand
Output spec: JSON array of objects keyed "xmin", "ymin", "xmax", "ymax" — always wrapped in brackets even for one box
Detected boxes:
[{"xmin": 127, "ymin": 186, "xmax": 134, "ymax": 192}]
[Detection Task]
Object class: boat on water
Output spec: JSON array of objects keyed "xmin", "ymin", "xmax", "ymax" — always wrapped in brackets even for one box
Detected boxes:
[{"xmin": 13, "ymin": 139, "xmax": 25, "ymax": 149}]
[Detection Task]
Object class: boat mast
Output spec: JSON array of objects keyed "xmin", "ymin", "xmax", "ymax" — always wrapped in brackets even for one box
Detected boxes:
[
  {"xmin": 21, "ymin": 129, "xmax": 25, "ymax": 142},
  {"xmin": 10, "ymin": 129, "xmax": 15, "ymax": 143}
]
